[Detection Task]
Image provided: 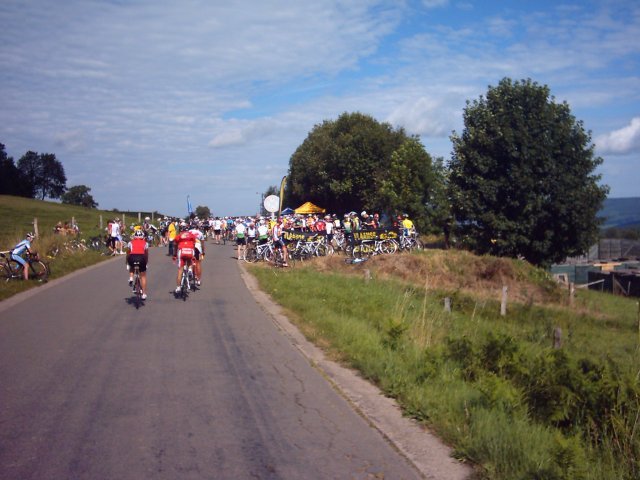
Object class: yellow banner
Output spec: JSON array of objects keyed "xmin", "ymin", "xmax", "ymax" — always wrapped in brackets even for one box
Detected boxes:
[{"xmin": 353, "ymin": 229, "xmax": 398, "ymax": 241}]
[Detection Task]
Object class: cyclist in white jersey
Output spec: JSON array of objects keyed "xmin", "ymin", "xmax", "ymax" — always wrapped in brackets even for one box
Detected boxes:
[{"xmin": 188, "ymin": 225, "xmax": 205, "ymax": 286}]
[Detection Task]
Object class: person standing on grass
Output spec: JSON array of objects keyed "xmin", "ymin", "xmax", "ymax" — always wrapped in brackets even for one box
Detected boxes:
[
  {"xmin": 110, "ymin": 218, "xmax": 122, "ymax": 255},
  {"xmin": 271, "ymin": 217, "xmax": 289, "ymax": 267}
]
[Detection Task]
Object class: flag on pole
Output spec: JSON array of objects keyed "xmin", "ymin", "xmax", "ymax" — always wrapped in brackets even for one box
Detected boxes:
[
  {"xmin": 279, "ymin": 176, "xmax": 286, "ymax": 216},
  {"xmin": 187, "ymin": 195, "xmax": 193, "ymax": 215}
]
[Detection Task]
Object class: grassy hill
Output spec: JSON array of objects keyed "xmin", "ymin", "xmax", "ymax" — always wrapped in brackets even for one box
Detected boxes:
[
  {"xmin": 599, "ymin": 197, "xmax": 640, "ymax": 229},
  {"xmin": 250, "ymin": 253, "xmax": 639, "ymax": 479},
  {"xmin": 0, "ymin": 195, "xmax": 166, "ymax": 300},
  {"xmin": 0, "ymin": 195, "xmax": 161, "ymax": 247}
]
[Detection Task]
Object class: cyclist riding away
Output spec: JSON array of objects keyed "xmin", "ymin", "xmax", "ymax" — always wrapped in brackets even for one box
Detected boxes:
[
  {"xmin": 188, "ymin": 223, "xmax": 204, "ymax": 286},
  {"xmin": 126, "ymin": 229, "xmax": 149, "ymax": 299},
  {"xmin": 11, "ymin": 232, "xmax": 34, "ymax": 280},
  {"xmin": 173, "ymin": 223, "xmax": 197, "ymax": 293}
]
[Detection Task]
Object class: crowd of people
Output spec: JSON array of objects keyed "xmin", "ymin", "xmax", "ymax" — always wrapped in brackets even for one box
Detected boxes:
[{"xmin": 108, "ymin": 210, "xmax": 416, "ymax": 302}]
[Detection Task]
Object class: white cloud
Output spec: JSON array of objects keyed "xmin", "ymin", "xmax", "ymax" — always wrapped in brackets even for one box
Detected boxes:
[
  {"xmin": 596, "ymin": 117, "xmax": 640, "ymax": 155},
  {"xmin": 387, "ymin": 96, "xmax": 454, "ymax": 137}
]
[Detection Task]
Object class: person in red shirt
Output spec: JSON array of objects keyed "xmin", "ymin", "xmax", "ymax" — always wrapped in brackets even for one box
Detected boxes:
[
  {"xmin": 126, "ymin": 229, "xmax": 149, "ymax": 299},
  {"xmin": 173, "ymin": 223, "xmax": 197, "ymax": 293}
]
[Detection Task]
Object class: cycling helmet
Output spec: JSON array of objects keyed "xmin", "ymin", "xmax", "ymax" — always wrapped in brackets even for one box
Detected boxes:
[
  {"xmin": 133, "ymin": 229, "xmax": 145, "ymax": 238},
  {"xmin": 26, "ymin": 232, "xmax": 34, "ymax": 239}
]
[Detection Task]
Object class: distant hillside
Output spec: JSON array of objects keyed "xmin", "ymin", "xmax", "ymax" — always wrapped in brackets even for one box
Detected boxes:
[
  {"xmin": 0, "ymin": 195, "xmax": 164, "ymax": 246},
  {"xmin": 599, "ymin": 197, "xmax": 640, "ymax": 229}
]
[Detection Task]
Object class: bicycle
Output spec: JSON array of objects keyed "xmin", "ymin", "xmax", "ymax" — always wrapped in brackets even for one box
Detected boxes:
[
  {"xmin": 244, "ymin": 241, "xmax": 275, "ymax": 263},
  {"xmin": 272, "ymin": 246, "xmax": 289, "ymax": 267},
  {"xmin": 352, "ymin": 238, "xmax": 397, "ymax": 258},
  {"xmin": 0, "ymin": 250, "xmax": 50, "ymax": 282},
  {"xmin": 131, "ymin": 261, "xmax": 143, "ymax": 309},
  {"xmin": 177, "ymin": 261, "xmax": 196, "ymax": 300},
  {"xmin": 394, "ymin": 231, "xmax": 424, "ymax": 252}
]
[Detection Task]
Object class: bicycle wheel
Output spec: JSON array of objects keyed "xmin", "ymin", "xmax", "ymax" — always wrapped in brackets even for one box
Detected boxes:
[
  {"xmin": 134, "ymin": 275, "xmax": 142, "ymax": 309},
  {"xmin": 315, "ymin": 243, "xmax": 328, "ymax": 257},
  {"xmin": 189, "ymin": 271, "xmax": 196, "ymax": 291},
  {"xmin": 181, "ymin": 277, "xmax": 188, "ymax": 300},
  {"xmin": 263, "ymin": 248, "xmax": 274, "ymax": 263},
  {"xmin": 0, "ymin": 264, "xmax": 12, "ymax": 281},
  {"xmin": 273, "ymin": 248, "xmax": 284, "ymax": 267},
  {"xmin": 29, "ymin": 260, "xmax": 49, "ymax": 281},
  {"xmin": 352, "ymin": 245, "xmax": 365, "ymax": 259},
  {"xmin": 380, "ymin": 239, "xmax": 397, "ymax": 254},
  {"xmin": 245, "ymin": 247, "xmax": 258, "ymax": 263}
]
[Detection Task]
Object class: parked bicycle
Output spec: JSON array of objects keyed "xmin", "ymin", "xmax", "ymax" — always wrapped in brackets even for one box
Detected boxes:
[
  {"xmin": 352, "ymin": 238, "xmax": 397, "ymax": 258},
  {"xmin": 394, "ymin": 232, "xmax": 424, "ymax": 252},
  {"xmin": 244, "ymin": 240, "xmax": 275, "ymax": 263},
  {"xmin": 0, "ymin": 250, "xmax": 49, "ymax": 282}
]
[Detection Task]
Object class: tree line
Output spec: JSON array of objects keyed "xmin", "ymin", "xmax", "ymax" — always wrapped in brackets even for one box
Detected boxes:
[
  {"xmin": 281, "ymin": 78, "xmax": 609, "ymax": 267},
  {"xmin": 0, "ymin": 144, "xmax": 98, "ymax": 208}
]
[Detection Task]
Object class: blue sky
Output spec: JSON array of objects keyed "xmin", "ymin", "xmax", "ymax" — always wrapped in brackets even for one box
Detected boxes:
[{"xmin": 1, "ymin": 0, "xmax": 638, "ymax": 217}]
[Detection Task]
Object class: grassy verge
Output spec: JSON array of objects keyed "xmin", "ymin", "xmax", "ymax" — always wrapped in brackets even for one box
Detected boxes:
[
  {"xmin": 0, "ymin": 236, "xmax": 113, "ymax": 301},
  {"xmin": 0, "ymin": 195, "xmax": 137, "ymax": 301},
  {"xmin": 248, "ymin": 253, "xmax": 639, "ymax": 480}
]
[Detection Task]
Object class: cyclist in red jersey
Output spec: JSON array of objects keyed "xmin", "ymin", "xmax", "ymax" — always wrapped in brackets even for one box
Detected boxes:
[
  {"xmin": 173, "ymin": 222, "xmax": 197, "ymax": 293},
  {"xmin": 126, "ymin": 229, "xmax": 149, "ymax": 299}
]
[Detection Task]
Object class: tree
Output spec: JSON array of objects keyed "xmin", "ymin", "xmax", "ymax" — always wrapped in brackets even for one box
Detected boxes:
[
  {"xmin": 61, "ymin": 185, "xmax": 98, "ymax": 208},
  {"xmin": 38, "ymin": 153, "xmax": 67, "ymax": 200},
  {"xmin": 195, "ymin": 205, "xmax": 211, "ymax": 218},
  {"xmin": 286, "ymin": 112, "xmax": 427, "ymax": 218},
  {"xmin": 15, "ymin": 150, "xmax": 39, "ymax": 198},
  {"xmin": 16, "ymin": 151, "xmax": 67, "ymax": 200},
  {"xmin": 0, "ymin": 143, "xmax": 31, "ymax": 196},
  {"xmin": 448, "ymin": 78, "xmax": 609, "ymax": 266}
]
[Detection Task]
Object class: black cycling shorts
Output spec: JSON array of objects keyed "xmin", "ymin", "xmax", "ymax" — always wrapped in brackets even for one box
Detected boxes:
[{"xmin": 127, "ymin": 254, "xmax": 147, "ymax": 272}]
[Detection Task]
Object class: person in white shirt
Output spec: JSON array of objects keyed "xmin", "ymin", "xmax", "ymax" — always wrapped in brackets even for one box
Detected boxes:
[
  {"xmin": 235, "ymin": 220, "xmax": 247, "ymax": 260},
  {"xmin": 110, "ymin": 218, "xmax": 122, "ymax": 255},
  {"xmin": 212, "ymin": 217, "xmax": 223, "ymax": 244},
  {"xmin": 188, "ymin": 226, "xmax": 205, "ymax": 286}
]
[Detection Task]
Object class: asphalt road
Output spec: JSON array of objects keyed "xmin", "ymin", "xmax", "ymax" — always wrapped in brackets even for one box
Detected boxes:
[{"xmin": 0, "ymin": 242, "xmax": 424, "ymax": 479}]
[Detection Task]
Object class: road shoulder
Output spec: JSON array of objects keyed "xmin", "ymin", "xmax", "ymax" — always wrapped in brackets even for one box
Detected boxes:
[{"xmin": 238, "ymin": 264, "xmax": 474, "ymax": 480}]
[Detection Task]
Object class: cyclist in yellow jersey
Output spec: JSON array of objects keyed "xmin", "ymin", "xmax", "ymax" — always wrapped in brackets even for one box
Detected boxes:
[{"xmin": 401, "ymin": 214, "xmax": 415, "ymax": 236}]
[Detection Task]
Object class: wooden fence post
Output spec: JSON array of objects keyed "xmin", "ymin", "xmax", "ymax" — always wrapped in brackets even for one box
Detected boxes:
[
  {"xmin": 569, "ymin": 282, "xmax": 575, "ymax": 307},
  {"xmin": 500, "ymin": 286, "xmax": 508, "ymax": 316},
  {"xmin": 33, "ymin": 218, "xmax": 39, "ymax": 238},
  {"xmin": 444, "ymin": 297, "xmax": 451, "ymax": 313},
  {"xmin": 99, "ymin": 215, "xmax": 103, "ymax": 230},
  {"xmin": 364, "ymin": 269, "xmax": 371, "ymax": 283},
  {"xmin": 553, "ymin": 327, "xmax": 562, "ymax": 349}
]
